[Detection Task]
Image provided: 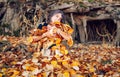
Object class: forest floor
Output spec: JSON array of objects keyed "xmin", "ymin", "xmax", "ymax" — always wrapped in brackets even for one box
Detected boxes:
[{"xmin": 0, "ymin": 36, "xmax": 120, "ymax": 77}]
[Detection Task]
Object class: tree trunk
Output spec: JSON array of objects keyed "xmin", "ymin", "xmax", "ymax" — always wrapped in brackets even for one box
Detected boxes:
[
  {"xmin": 70, "ymin": 13, "xmax": 76, "ymax": 41},
  {"xmin": 114, "ymin": 20, "xmax": 120, "ymax": 45},
  {"xmin": 74, "ymin": 16, "xmax": 86, "ymax": 43}
]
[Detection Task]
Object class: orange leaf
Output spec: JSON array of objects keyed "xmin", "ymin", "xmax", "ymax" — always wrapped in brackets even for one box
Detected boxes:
[
  {"xmin": 68, "ymin": 28, "xmax": 74, "ymax": 34},
  {"xmin": 37, "ymin": 73, "xmax": 42, "ymax": 77},
  {"xmin": 60, "ymin": 45, "xmax": 66, "ymax": 50},
  {"xmin": 67, "ymin": 38, "xmax": 73, "ymax": 47},
  {"xmin": 69, "ymin": 69, "xmax": 76, "ymax": 75},
  {"xmin": 55, "ymin": 38, "xmax": 61, "ymax": 44},
  {"xmin": 51, "ymin": 46, "xmax": 57, "ymax": 51}
]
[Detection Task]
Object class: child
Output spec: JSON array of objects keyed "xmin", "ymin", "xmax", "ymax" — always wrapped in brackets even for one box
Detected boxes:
[{"xmin": 30, "ymin": 10, "xmax": 73, "ymax": 56}]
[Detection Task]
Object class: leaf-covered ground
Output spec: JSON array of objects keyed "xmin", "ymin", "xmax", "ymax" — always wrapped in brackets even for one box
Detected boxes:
[{"xmin": 0, "ymin": 36, "xmax": 120, "ymax": 77}]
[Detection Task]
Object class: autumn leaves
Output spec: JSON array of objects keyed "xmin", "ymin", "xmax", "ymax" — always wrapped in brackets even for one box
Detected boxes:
[{"xmin": 27, "ymin": 22, "xmax": 74, "ymax": 56}]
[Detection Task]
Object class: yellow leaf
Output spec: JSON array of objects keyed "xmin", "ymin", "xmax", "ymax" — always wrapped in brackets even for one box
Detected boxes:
[
  {"xmin": 71, "ymin": 60, "xmax": 80, "ymax": 66},
  {"xmin": 60, "ymin": 50, "xmax": 68, "ymax": 55},
  {"xmin": 1, "ymin": 68, "xmax": 6, "ymax": 72},
  {"xmin": 62, "ymin": 61, "xmax": 68, "ymax": 65},
  {"xmin": 60, "ymin": 45, "xmax": 68, "ymax": 55},
  {"xmin": 23, "ymin": 64, "xmax": 35, "ymax": 71},
  {"xmin": 64, "ymin": 50, "xmax": 69, "ymax": 55},
  {"xmin": 51, "ymin": 60, "xmax": 58, "ymax": 67},
  {"xmin": 41, "ymin": 72, "xmax": 46, "ymax": 77},
  {"xmin": 87, "ymin": 64, "xmax": 95, "ymax": 73},
  {"xmin": 63, "ymin": 71, "xmax": 70, "ymax": 77},
  {"xmin": 10, "ymin": 70, "xmax": 20, "ymax": 77},
  {"xmin": 11, "ymin": 61, "xmax": 17, "ymax": 65},
  {"xmin": 0, "ymin": 73, "xmax": 2, "ymax": 77},
  {"xmin": 55, "ymin": 54, "xmax": 60, "ymax": 59},
  {"xmin": 56, "ymin": 44, "xmax": 60, "ymax": 47},
  {"xmin": 27, "ymin": 36, "xmax": 33, "ymax": 43},
  {"xmin": 89, "ymin": 67, "xmax": 95, "ymax": 73},
  {"xmin": 25, "ymin": 65, "xmax": 30, "ymax": 70},
  {"xmin": 56, "ymin": 65, "xmax": 62, "ymax": 69},
  {"xmin": 13, "ymin": 70, "xmax": 19, "ymax": 75},
  {"xmin": 29, "ymin": 67, "xmax": 35, "ymax": 71},
  {"xmin": 62, "ymin": 61, "xmax": 69, "ymax": 68}
]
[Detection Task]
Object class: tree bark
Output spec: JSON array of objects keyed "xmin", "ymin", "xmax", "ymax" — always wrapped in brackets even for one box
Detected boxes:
[
  {"xmin": 70, "ymin": 13, "xmax": 76, "ymax": 41},
  {"xmin": 114, "ymin": 20, "xmax": 120, "ymax": 45},
  {"xmin": 74, "ymin": 16, "xmax": 86, "ymax": 43}
]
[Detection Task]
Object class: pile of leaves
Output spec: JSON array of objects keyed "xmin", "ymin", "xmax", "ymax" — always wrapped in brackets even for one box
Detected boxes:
[{"xmin": 0, "ymin": 36, "xmax": 120, "ymax": 77}]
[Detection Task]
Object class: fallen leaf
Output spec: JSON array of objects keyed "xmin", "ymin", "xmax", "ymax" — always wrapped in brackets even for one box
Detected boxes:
[
  {"xmin": 63, "ymin": 70, "xmax": 70, "ymax": 77},
  {"xmin": 51, "ymin": 60, "xmax": 58, "ymax": 67},
  {"xmin": 37, "ymin": 73, "xmax": 42, "ymax": 77},
  {"xmin": 67, "ymin": 38, "xmax": 73, "ymax": 47},
  {"xmin": 69, "ymin": 69, "xmax": 76, "ymax": 75},
  {"xmin": 0, "ymin": 73, "xmax": 3, "ymax": 77}
]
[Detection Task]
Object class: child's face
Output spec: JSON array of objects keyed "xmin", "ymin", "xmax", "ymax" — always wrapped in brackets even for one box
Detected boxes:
[{"xmin": 51, "ymin": 13, "xmax": 62, "ymax": 23}]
